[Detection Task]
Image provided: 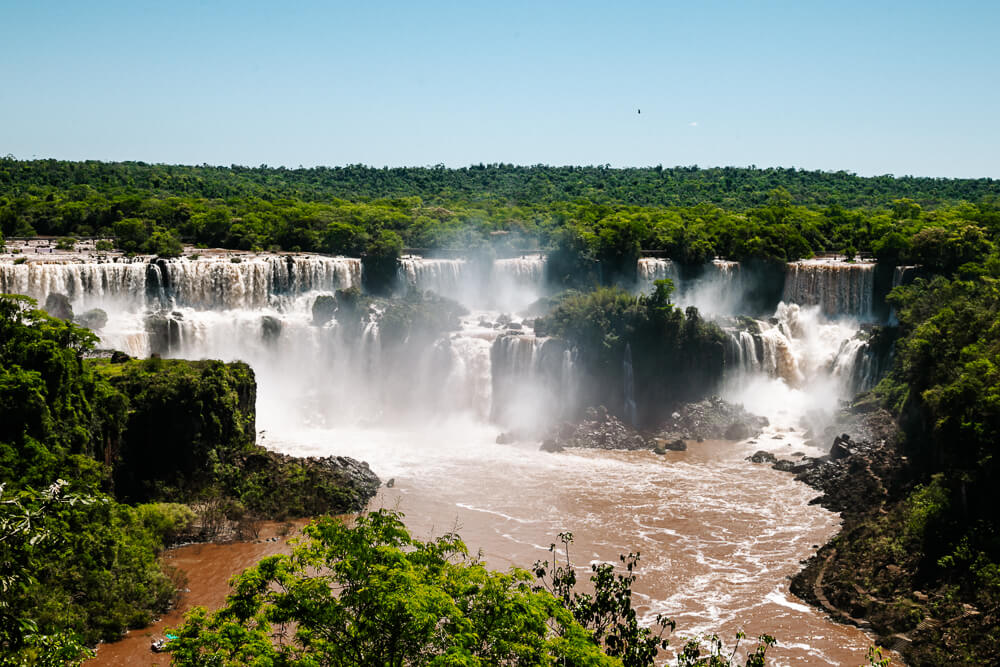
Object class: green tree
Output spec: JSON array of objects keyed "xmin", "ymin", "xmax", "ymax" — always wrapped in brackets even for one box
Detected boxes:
[{"xmin": 169, "ymin": 509, "xmax": 620, "ymax": 666}]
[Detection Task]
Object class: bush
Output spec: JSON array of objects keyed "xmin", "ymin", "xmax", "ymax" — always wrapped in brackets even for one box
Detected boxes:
[{"xmin": 137, "ymin": 502, "xmax": 196, "ymax": 546}]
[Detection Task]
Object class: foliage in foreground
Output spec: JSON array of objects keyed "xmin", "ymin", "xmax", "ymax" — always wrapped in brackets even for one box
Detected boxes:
[
  {"xmin": 168, "ymin": 509, "xmax": 620, "ymax": 666},
  {"xmin": 170, "ymin": 510, "xmax": 786, "ymax": 667}
]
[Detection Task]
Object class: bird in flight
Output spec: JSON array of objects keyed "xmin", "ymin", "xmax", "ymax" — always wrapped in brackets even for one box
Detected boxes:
[{"xmin": 637, "ymin": 109, "xmax": 641, "ymax": 114}]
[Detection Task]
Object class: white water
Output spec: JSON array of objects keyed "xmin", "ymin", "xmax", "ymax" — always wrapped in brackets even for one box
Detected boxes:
[{"xmin": 1, "ymin": 249, "xmax": 888, "ymax": 664}]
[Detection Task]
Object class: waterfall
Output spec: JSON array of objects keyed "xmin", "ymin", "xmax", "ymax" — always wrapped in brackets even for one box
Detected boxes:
[
  {"xmin": 489, "ymin": 334, "xmax": 576, "ymax": 432},
  {"xmin": 623, "ymin": 343, "xmax": 638, "ymax": 427},
  {"xmin": 0, "ymin": 257, "xmax": 149, "ymax": 308},
  {"xmin": 0, "ymin": 254, "xmax": 361, "ymax": 311},
  {"xmin": 397, "ymin": 257, "xmax": 467, "ymax": 300},
  {"xmin": 491, "ymin": 255, "xmax": 546, "ymax": 311},
  {"xmin": 637, "ymin": 258, "xmax": 678, "ymax": 295},
  {"xmin": 160, "ymin": 255, "xmax": 361, "ymax": 309},
  {"xmin": 398, "ymin": 255, "xmax": 546, "ymax": 312},
  {"xmin": 782, "ymin": 259, "xmax": 875, "ymax": 318},
  {"xmin": 724, "ymin": 329, "xmax": 761, "ymax": 383},
  {"xmin": 831, "ymin": 336, "xmax": 876, "ymax": 396}
]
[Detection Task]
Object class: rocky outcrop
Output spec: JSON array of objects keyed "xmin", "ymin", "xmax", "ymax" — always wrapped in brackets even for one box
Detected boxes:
[
  {"xmin": 791, "ymin": 404, "xmax": 906, "ymax": 517},
  {"xmin": 239, "ymin": 449, "xmax": 380, "ymax": 518},
  {"xmin": 75, "ymin": 307, "xmax": 108, "ymax": 331},
  {"xmin": 43, "ymin": 292, "xmax": 73, "ymax": 320},
  {"xmin": 312, "ymin": 294, "xmax": 337, "ymax": 326},
  {"xmin": 656, "ymin": 396, "xmax": 768, "ymax": 442},
  {"xmin": 542, "ymin": 406, "xmax": 653, "ymax": 451},
  {"xmin": 746, "ymin": 450, "xmax": 777, "ymax": 464}
]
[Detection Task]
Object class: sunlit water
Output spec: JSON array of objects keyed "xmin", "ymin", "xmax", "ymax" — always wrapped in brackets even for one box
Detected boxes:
[{"xmin": 265, "ymin": 421, "xmax": 875, "ymax": 665}]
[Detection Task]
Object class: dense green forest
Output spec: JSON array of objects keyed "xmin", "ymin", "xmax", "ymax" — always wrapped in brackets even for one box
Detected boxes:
[{"xmin": 2, "ymin": 159, "xmax": 999, "ymax": 280}]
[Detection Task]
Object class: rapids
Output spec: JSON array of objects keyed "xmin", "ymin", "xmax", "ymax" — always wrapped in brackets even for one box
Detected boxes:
[{"xmin": 2, "ymin": 244, "xmax": 893, "ymax": 664}]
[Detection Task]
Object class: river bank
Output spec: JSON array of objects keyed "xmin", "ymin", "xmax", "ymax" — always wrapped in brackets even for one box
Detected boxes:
[
  {"xmin": 88, "ymin": 520, "xmax": 308, "ymax": 666},
  {"xmin": 787, "ymin": 400, "xmax": 993, "ymax": 664}
]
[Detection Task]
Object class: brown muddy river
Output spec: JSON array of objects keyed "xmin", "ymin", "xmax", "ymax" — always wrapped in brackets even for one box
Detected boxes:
[
  {"xmin": 89, "ymin": 521, "xmax": 305, "ymax": 666},
  {"xmin": 92, "ymin": 423, "xmax": 895, "ymax": 666}
]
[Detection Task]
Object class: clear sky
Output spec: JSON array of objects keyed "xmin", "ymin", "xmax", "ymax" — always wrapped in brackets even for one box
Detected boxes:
[{"xmin": 2, "ymin": 1, "xmax": 997, "ymax": 177}]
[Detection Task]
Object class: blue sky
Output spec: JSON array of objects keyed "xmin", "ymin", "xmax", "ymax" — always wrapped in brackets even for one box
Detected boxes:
[{"xmin": 2, "ymin": 1, "xmax": 997, "ymax": 177}]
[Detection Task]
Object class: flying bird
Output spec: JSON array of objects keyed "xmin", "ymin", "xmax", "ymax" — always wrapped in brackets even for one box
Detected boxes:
[{"xmin": 637, "ymin": 109, "xmax": 641, "ymax": 114}]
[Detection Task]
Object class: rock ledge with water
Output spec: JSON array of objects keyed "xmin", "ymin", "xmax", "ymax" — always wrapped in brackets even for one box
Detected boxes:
[
  {"xmin": 541, "ymin": 406, "xmax": 653, "ymax": 451},
  {"xmin": 655, "ymin": 396, "xmax": 769, "ymax": 442}
]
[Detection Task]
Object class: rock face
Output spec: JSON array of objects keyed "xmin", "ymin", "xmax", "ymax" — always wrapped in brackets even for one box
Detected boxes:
[
  {"xmin": 312, "ymin": 294, "xmax": 337, "ymax": 326},
  {"xmin": 43, "ymin": 293, "xmax": 73, "ymax": 320},
  {"xmin": 656, "ymin": 396, "xmax": 768, "ymax": 442},
  {"xmin": 75, "ymin": 308, "xmax": 108, "ymax": 331},
  {"xmin": 791, "ymin": 406, "xmax": 905, "ymax": 516},
  {"xmin": 239, "ymin": 449, "xmax": 381, "ymax": 517},
  {"xmin": 261, "ymin": 315, "xmax": 282, "ymax": 342}
]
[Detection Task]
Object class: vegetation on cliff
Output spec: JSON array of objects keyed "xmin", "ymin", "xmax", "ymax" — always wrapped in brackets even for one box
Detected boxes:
[
  {"xmin": 790, "ymin": 263, "xmax": 1000, "ymax": 663},
  {"xmin": 0, "ymin": 294, "xmax": 377, "ymax": 662},
  {"xmin": 539, "ymin": 281, "xmax": 726, "ymax": 426}
]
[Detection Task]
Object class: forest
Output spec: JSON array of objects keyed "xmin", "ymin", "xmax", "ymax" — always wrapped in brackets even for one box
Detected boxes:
[{"xmin": 1, "ymin": 159, "xmax": 999, "ymax": 280}]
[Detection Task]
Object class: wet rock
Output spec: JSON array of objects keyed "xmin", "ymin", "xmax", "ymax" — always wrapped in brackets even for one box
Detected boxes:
[
  {"xmin": 773, "ymin": 459, "xmax": 799, "ymax": 472},
  {"xmin": 540, "ymin": 439, "xmax": 564, "ymax": 453},
  {"xmin": 724, "ymin": 422, "xmax": 752, "ymax": 440},
  {"xmin": 656, "ymin": 396, "xmax": 768, "ymax": 442},
  {"xmin": 75, "ymin": 307, "xmax": 108, "ymax": 331},
  {"xmin": 110, "ymin": 350, "xmax": 132, "ymax": 364},
  {"xmin": 261, "ymin": 316, "xmax": 282, "ymax": 342},
  {"xmin": 496, "ymin": 431, "xmax": 522, "ymax": 444},
  {"xmin": 311, "ymin": 295, "xmax": 337, "ymax": 326},
  {"xmin": 543, "ymin": 406, "xmax": 652, "ymax": 451},
  {"xmin": 506, "ymin": 321, "xmax": 523, "ymax": 331},
  {"xmin": 43, "ymin": 293, "xmax": 74, "ymax": 321},
  {"xmin": 747, "ymin": 450, "xmax": 777, "ymax": 464},
  {"xmin": 654, "ymin": 439, "xmax": 686, "ymax": 454},
  {"xmin": 794, "ymin": 407, "xmax": 905, "ymax": 517},
  {"xmin": 830, "ymin": 433, "xmax": 853, "ymax": 460}
]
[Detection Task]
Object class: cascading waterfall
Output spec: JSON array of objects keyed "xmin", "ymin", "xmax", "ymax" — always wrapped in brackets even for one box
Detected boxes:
[
  {"xmin": 0, "ymin": 257, "xmax": 149, "ymax": 308},
  {"xmin": 782, "ymin": 259, "xmax": 875, "ymax": 318},
  {"xmin": 398, "ymin": 255, "xmax": 547, "ymax": 312},
  {"xmin": 722, "ymin": 301, "xmax": 877, "ymax": 419},
  {"xmin": 623, "ymin": 343, "xmax": 638, "ymax": 427},
  {"xmin": 158, "ymin": 255, "xmax": 361, "ymax": 309},
  {"xmin": 491, "ymin": 255, "xmax": 546, "ymax": 311},
  {"xmin": 397, "ymin": 257, "xmax": 467, "ymax": 300},
  {"xmin": 637, "ymin": 258, "xmax": 678, "ymax": 294}
]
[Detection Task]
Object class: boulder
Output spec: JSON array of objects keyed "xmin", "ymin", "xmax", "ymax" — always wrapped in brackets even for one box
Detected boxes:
[
  {"xmin": 311, "ymin": 295, "xmax": 337, "ymax": 326},
  {"xmin": 43, "ymin": 293, "xmax": 74, "ymax": 321},
  {"xmin": 654, "ymin": 439, "xmax": 687, "ymax": 454},
  {"xmin": 724, "ymin": 422, "xmax": 752, "ymax": 440},
  {"xmin": 746, "ymin": 450, "xmax": 777, "ymax": 464},
  {"xmin": 261, "ymin": 316, "xmax": 283, "ymax": 342},
  {"xmin": 75, "ymin": 308, "xmax": 108, "ymax": 331},
  {"xmin": 540, "ymin": 439, "xmax": 564, "ymax": 453},
  {"xmin": 110, "ymin": 350, "xmax": 132, "ymax": 364}
]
